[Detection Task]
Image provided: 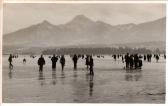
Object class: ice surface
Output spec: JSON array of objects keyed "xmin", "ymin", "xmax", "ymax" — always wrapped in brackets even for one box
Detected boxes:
[{"xmin": 2, "ymin": 55, "xmax": 165, "ymax": 103}]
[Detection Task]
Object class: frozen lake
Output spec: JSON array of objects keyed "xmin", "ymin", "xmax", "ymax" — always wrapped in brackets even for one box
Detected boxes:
[{"xmin": 2, "ymin": 55, "xmax": 165, "ymax": 103}]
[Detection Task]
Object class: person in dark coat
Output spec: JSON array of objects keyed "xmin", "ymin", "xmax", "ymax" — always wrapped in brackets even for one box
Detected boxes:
[
  {"xmin": 138, "ymin": 55, "xmax": 143, "ymax": 69},
  {"xmin": 113, "ymin": 54, "xmax": 117, "ymax": 61},
  {"xmin": 23, "ymin": 58, "xmax": 26, "ymax": 63},
  {"xmin": 85, "ymin": 55, "xmax": 90, "ymax": 70},
  {"xmin": 38, "ymin": 55, "xmax": 45, "ymax": 72},
  {"xmin": 72, "ymin": 54, "xmax": 78, "ymax": 70},
  {"xmin": 144, "ymin": 55, "xmax": 146, "ymax": 61},
  {"xmin": 8, "ymin": 54, "xmax": 13, "ymax": 69},
  {"xmin": 51, "ymin": 54, "xmax": 58, "ymax": 70},
  {"xmin": 129, "ymin": 55, "xmax": 134, "ymax": 69},
  {"xmin": 134, "ymin": 54, "xmax": 139, "ymax": 69},
  {"xmin": 125, "ymin": 53, "xmax": 130, "ymax": 69},
  {"xmin": 149, "ymin": 54, "xmax": 152, "ymax": 62},
  {"xmin": 89, "ymin": 56, "xmax": 94, "ymax": 75},
  {"xmin": 60, "ymin": 55, "xmax": 65, "ymax": 71},
  {"xmin": 147, "ymin": 54, "xmax": 152, "ymax": 62},
  {"xmin": 156, "ymin": 54, "xmax": 159, "ymax": 62}
]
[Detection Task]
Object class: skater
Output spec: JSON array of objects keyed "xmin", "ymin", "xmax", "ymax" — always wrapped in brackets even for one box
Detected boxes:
[
  {"xmin": 164, "ymin": 54, "xmax": 166, "ymax": 59},
  {"xmin": 113, "ymin": 54, "xmax": 116, "ymax": 61},
  {"xmin": 23, "ymin": 58, "xmax": 26, "ymax": 63},
  {"xmin": 60, "ymin": 55, "xmax": 65, "ymax": 71},
  {"xmin": 156, "ymin": 54, "xmax": 159, "ymax": 62},
  {"xmin": 138, "ymin": 55, "xmax": 143, "ymax": 69},
  {"xmin": 125, "ymin": 53, "xmax": 130, "ymax": 69},
  {"xmin": 8, "ymin": 54, "xmax": 13, "ymax": 69},
  {"xmin": 134, "ymin": 54, "xmax": 139, "ymax": 69},
  {"xmin": 149, "ymin": 54, "xmax": 152, "ymax": 62},
  {"xmin": 85, "ymin": 55, "xmax": 90, "ymax": 70},
  {"xmin": 72, "ymin": 54, "xmax": 78, "ymax": 70},
  {"xmin": 147, "ymin": 54, "xmax": 152, "ymax": 62},
  {"xmin": 129, "ymin": 55, "xmax": 134, "ymax": 70},
  {"xmin": 38, "ymin": 55, "xmax": 45, "ymax": 72},
  {"xmin": 89, "ymin": 56, "xmax": 94, "ymax": 75},
  {"xmin": 144, "ymin": 55, "xmax": 146, "ymax": 61},
  {"xmin": 51, "ymin": 54, "xmax": 58, "ymax": 70}
]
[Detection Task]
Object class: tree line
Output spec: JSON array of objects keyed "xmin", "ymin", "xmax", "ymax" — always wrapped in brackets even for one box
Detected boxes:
[{"xmin": 42, "ymin": 47, "xmax": 156, "ymax": 55}]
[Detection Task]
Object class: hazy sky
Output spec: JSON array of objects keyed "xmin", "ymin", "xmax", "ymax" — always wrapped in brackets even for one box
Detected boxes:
[{"xmin": 3, "ymin": 3, "xmax": 166, "ymax": 34}]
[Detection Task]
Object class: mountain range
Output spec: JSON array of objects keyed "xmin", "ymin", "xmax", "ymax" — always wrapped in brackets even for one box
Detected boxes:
[{"xmin": 3, "ymin": 15, "xmax": 166, "ymax": 54}]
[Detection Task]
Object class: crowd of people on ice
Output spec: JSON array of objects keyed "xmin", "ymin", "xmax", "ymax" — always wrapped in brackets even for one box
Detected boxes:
[{"xmin": 8, "ymin": 53, "xmax": 165, "ymax": 75}]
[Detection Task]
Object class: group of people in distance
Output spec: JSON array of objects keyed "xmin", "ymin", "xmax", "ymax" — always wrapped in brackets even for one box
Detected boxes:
[
  {"xmin": 8, "ymin": 53, "xmax": 165, "ymax": 74},
  {"xmin": 37, "ymin": 54, "xmax": 94, "ymax": 75},
  {"xmin": 38, "ymin": 54, "xmax": 66, "ymax": 72},
  {"xmin": 125, "ymin": 53, "xmax": 143, "ymax": 70}
]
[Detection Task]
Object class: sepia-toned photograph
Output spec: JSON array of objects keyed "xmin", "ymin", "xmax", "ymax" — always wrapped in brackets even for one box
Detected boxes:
[{"xmin": 2, "ymin": 3, "xmax": 166, "ymax": 103}]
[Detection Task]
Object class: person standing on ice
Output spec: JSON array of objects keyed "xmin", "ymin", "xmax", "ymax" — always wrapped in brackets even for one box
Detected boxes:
[
  {"xmin": 129, "ymin": 54, "xmax": 134, "ymax": 69},
  {"xmin": 85, "ymin": 55, "xmax": 90, "ymax": 70},
  {"xmin": 125, "ymin": 53, "xmax": 130, "ymax": 69},
  {"xmin": 155, "ymin": 54, "xmax": 159, "ymax": 62},
  {"xmin": 164, "ymin": 54, "xmax": 166, "ymax": 59},
  {"xmin": 89, "ymin": 56, "xmax": 94, "ymax": 75},
  {"xmin": 23, "ymin": 58, "xmax": 26, "ymax": 63},
  {"xmin": 134, "ymin": 54, "xmax": 139, "ymax": 69},
  {"xmin": 72, "ymin": 54, "xmax": 78, "ymax": 70},
  {"xmin": 138, "ymin": 55, "xmax": 143, "ymax": 69},
  {"xmin": 8, "ymin": 54, "xmax": 13, "ymax": 69},
  {"xmin": 51, "ymin": 54, "xmax": 58, "ymax": 70},
  {"xmin": 38, "ymin": 55, "xmax": 45, "ymax": 72},
  {"xmin": 60, "ymin": 55, "xmax": 65, "ymax": 71}
]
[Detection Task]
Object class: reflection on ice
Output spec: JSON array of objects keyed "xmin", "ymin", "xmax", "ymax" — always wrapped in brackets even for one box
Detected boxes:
[
  {"xmin": 51, "ymin": 70, "xmax": 57, "ymax": 85},
  {"xmin": 73, "ymin": 70, "xmax": 78, "ymax": 78},
  {"xmin": 8, "ymin": 71, "xmax": 13, "ymax": 79},
  {"xmin": 125, "ymin": 71, "xmax": 142, "ymax": 81},
  {"xmin": 38, "ymin": 72, "xmax": 45, "ymax": 86},
  {"xmin": 89, "ymin": 75, "xmax": 94, "ymax": 97}
]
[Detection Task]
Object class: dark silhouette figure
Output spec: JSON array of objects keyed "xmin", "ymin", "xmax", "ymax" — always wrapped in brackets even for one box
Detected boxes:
[
  {"xmin": 117, "ymin": 54, "xmax": 120, "ymax": 59},
  {"xmin": 89, "ymin": 56, "xmax": 94, "ymax": 75},
  {"xmin": 8, "ymin": 54, "xmax": 13, "ymax": 69},
  {"xmin": 85, "ymin": 55, "xmax": 90, "ymax": 70},
  {"xmin": 23, "ymin": 58, "xmax": 26, "ymax": 63},
  {"xmin": 144, "ymin": 55, "xmax": 146, "ymax": 61},
  {"xmin": 60, "ymin": 55, "xmax": 65, "ymax": 71},
  {"xmin": 156, "ymin": 54, "xmax": 159, "ymax": 62},
  {"xmin": 134, "ymin": 54, "xmax": 139, "ymax": 69},
  {"xmin": 138, "ymin": 56, "xmax": 143, "ymax": 69},
  {"xmin": 147, "ymin": 54, "xmax": 152, "ymax": 62},
  {"xmin": 125, "ymin": 53, "xmax": 130, "ymax": 69},
  {"xmin": 113, "ymin": 54, "xmax": 117, "ymax": 61},
  {"xmin": 164, "ymin": 54, "xmax": 166, "ymax": 59},
  {"xmin": 38, "ymin": 55, "xmax": 45, "ymax": 72},
  {"xmin": 72, "ymin": 54, "xmax": 78, "ymax": 70},
  {"xmin": 51, "ymin": 54, "xmax": 58, "ymax": 70},
  {"xmin": 82, "ymin": 55, "xmax": 84, "ymax": 59},
  {"xmin": 129, "ymin": 55, "xmax": 134, "ymax": 70}
]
